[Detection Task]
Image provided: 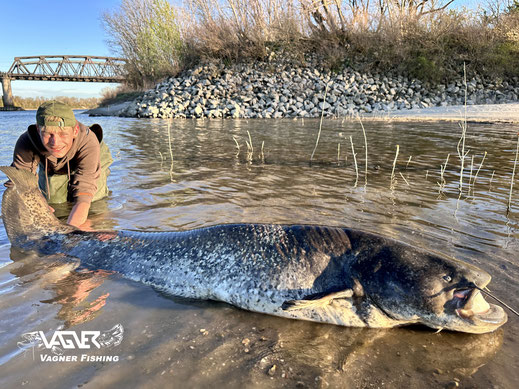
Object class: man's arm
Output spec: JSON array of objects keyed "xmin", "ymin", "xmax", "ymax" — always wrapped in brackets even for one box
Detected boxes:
[
  {"xmin": 69, "ymin": 129, "xmax": 101, "ymax": 227},
  {"xmin": 67, "ymin": 201, "xmax": 91, "ymax": 227}
]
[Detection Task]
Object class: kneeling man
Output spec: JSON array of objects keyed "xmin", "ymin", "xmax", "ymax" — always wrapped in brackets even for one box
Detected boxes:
[{"xmin": 10, "ymin": 100, "xmax": 112, "ymax": 227}]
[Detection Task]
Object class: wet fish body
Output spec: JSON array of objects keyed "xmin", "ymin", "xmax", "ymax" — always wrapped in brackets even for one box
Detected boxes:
[{"xmin": 0, "ymin": 167, "xmax": 507, "ymax": 333}]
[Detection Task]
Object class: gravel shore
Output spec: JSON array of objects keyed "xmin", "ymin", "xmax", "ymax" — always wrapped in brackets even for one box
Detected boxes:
[{"xmin": 88, "ymin": 60, "xmax": 519, "ymax": 122}]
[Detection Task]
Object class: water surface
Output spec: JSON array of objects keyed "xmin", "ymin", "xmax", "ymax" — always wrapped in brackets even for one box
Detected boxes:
[{"xmin": 0, "ymin": 111, "xmax": 517, "ymax": 388}]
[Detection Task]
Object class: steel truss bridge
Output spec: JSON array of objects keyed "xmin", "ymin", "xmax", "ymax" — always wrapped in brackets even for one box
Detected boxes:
[{"xmin": 1, "ymin": 55, "xmax": 127, "ymax": 107}]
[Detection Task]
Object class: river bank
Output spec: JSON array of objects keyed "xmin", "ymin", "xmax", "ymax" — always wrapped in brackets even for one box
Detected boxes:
[
  {"xmin": 87, "ymin": 60, "xmax": 519, "ymax": 122},
  {"xmin": 88, "ymin": 100, "xmax": 519, "ymax": 124}
]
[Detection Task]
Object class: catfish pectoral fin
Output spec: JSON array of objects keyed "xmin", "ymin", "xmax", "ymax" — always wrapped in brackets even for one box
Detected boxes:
[
  {"xmin": 282, "ymin": 289, "xmax": 354, "ymax": 311},
  {"xmin": 281, "ymin": 299, "xmax": 311, "ymax": 310}
]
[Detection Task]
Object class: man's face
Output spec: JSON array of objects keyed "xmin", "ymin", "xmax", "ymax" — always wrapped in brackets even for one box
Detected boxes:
[{"xmin": 38, "ymin": 125, "xmax": 78, "ymax": 158}]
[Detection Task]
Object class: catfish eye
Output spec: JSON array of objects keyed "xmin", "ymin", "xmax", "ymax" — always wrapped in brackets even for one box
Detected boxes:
[{"xmin": 443, "ymin": 275, "xmax": 452, "ymax": 282}]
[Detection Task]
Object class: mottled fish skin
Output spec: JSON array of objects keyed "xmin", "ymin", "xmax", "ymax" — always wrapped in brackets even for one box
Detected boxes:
[
  {"xmin": 0, "ymin": 166, "xmax": 508, "ymax": 333},
  {"xmin": 42, "ymin": 225, "xmax": 386, "ymax": 327}
]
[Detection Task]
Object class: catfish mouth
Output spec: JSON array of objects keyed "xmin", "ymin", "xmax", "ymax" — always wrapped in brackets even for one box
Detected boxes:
[{"xmin": 452, "ymin": 288, "xmax": 506, "ymax": 325}]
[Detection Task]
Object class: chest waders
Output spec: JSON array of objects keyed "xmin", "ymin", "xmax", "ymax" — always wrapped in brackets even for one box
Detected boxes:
[{"xmin": 38, "ymin": 141, "xmax": 113, "ymax": 204}]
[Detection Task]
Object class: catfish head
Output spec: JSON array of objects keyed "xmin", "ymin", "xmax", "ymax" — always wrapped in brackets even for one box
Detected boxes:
[{"xmin": 350, "ymin": 238, "xmax": 507, "ymax": 334}]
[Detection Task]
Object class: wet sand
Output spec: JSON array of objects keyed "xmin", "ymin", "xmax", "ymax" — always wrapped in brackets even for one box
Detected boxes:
[{"xmin": 365, "ymin": 103, "xmax": 519, "ymax": 123}]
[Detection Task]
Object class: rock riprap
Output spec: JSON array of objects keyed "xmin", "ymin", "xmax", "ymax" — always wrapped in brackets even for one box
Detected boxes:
[{"xmin": 121, "ymin": 61, "xmax": 519, "ymax": 119}]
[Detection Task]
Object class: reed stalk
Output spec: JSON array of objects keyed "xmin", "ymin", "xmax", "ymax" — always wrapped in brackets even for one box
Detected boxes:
[
  {"xmin": 233, "ymin": 136, "xmax": 240, "ymax": 151},
  {"xmin": 457, "ymin": 63, "xmax": 469, "ymax": 193},
  {"xmin": 167, "ymin": 121, "xmax": 174, "ymax": 180},
  {"xmin": 246, "ymin": 130, "xmax": 253, "ymax": 153},
  {"xmin": 438, "ymin": 153, "xmax": 450, "ymax": 193},
  {"xmin": 508, "ymin": 134, "xmax": 519, "ymax": 212},
  {"xmin": 359, "ymin": 116, "xmax": 368, "ymax": 184},
  {"xmin": 350, "ymin": 135, "xmax": 359, "ymax": 187},
  {"xmin": 472, "ymin": 151, "xmax": 487, "ymax": 190},
  {"xmin": 246, "ymin": 130, "xmax": 254, "ymax": 162},
  {"xmin": 391, "ymin": 144, "xmax": 400, "ymax": 187},
  {"xmin": 399, "ymin": 172, "xmax": 410, "ymax": 186},
  {"xmin": 406, "ymin": 156, "xmax": 412, "ymax": 169},
  {"xmin": 310, "ymin": 81, "xmax": 330, "ymax": 163},
  {"xmin": 469, "ymin": 155, "xmax": 474, "ymax": 186}
]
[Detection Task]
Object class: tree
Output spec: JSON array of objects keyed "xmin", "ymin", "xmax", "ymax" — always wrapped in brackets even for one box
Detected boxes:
[{"xmin": 103, "ymin": 0, "xmax": 184, "ymax": 87}]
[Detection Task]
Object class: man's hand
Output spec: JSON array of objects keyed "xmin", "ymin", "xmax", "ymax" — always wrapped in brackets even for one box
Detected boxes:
[
  {"xmin": 67, "ymin": 202, "xmax": 91, "ymax": 228},
  {"xmin": 78, "ymin": 219, "xmax": 94, "ymax": 232}
]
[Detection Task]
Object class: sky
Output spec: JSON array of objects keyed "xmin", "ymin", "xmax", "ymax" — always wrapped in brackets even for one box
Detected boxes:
[
  {"xmin": 0, "ymin": 0, "xmax": 122, "ymax": 99},
  {"xmin": 0, "ymin": 0, "xmax": 486, "ymax": 99}
]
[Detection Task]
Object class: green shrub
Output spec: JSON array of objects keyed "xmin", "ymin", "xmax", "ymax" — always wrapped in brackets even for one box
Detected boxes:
[{"xmin": 406, "ymin": 55, "xmax": 442, "ymax": 83}]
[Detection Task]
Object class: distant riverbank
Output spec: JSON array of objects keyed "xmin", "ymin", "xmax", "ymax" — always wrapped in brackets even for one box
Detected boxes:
[{"xmin": 1, "ymin": 96, "xmax": 100, "ymax": 111}]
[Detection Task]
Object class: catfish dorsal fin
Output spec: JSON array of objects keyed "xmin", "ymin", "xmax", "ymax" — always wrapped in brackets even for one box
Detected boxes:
[{"xmin": 282, "ymin": 289, "xmax": 354, "ymax": 311}]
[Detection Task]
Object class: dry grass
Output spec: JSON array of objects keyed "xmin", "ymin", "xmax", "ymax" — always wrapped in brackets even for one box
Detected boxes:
[
  {"xmin": 176, "ymin": 1, "xmax": 519, "ymax": 82},
  {"xmin": 181, "ymin": 0, "xmax": 303, "ymax": 62},
  {"xmin": 104, "ymin": 1, "xmax": 519, "ymax": 87}
]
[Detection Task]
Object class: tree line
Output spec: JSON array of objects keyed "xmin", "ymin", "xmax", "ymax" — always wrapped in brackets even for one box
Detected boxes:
[{"xmin": 1, "ymin": 96, "xmax": 101, "ymax": 110}]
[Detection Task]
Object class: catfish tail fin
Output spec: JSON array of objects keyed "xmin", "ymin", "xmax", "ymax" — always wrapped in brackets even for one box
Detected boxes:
[{"xmin": 1, "ymin": 166, "xmax": 71, "ymax": 245}]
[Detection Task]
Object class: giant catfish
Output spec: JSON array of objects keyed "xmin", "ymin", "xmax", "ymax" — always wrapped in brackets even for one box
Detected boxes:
[{"xmin": 0, "ymin": 167, "xmax": 507, "ymax": 334}]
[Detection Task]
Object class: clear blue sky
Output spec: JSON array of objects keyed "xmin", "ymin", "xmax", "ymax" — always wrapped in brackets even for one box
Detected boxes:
[
  {"xmin": 0, "ymin": 0, "xmax": 122, "ymax": 98},
  {"xmin": 0, "ymin": 0, "xmax": 484, "ymax": 99}
]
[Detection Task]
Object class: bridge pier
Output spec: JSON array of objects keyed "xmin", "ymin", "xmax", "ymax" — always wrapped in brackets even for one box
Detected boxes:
[{"xmin": 1, "ymin": 75, "xmax": 14, "ymax": 107}]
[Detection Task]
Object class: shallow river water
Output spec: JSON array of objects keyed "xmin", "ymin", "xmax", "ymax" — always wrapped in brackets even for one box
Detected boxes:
[{"xmin": 0, "ymin": 110, "xmax": 518, "ymax": 388}]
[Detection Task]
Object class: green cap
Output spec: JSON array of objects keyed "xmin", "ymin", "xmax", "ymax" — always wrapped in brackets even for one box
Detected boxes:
[{"xmin": 36, "ymin": 100, "xmax": 76, "ymax": 128}]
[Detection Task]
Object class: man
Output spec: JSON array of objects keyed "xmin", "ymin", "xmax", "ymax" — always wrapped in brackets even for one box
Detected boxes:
[{"xmin": 9, "ymin": 100, "xmax": 112, "ymax": 228}]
